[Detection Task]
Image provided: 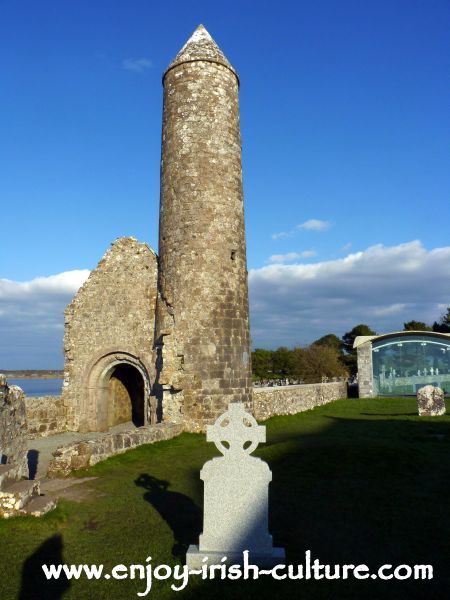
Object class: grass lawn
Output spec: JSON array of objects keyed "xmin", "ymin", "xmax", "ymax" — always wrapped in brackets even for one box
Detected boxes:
[{"xmin": 1, "ymin": 397, "xmax": 449, "ymax": 599}]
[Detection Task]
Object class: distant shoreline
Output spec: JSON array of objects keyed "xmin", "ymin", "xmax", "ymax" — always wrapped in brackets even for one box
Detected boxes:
[{"xmin": 1, "ymin": 370, "xmax": 63, "ymax": 379}]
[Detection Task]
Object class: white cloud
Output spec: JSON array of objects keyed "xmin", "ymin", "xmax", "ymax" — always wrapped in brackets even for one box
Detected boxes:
[
  {"xmin": 3, "ymin": 240, "xmax": 450, "ymax": 366},
  {"xmin": 268, "ymin": 251, "xmax": 316, "ymax": 264},
  {"xmin": 297, "ymin": 219, "xmax": 332, "ymax": 232},
  {"xmin": 122, "ymin": 57, "xmax": 153, "ymax": 73},
  {"xmin": 271, "ymin": 230, "xmax": 295, "ymax": 240},
  {"xmin": 0, "ymin": 271, "xmax": 90, "ymax": 300},
  {"xmin": 249, "ymin": 241, "xmax": 450, "ymax": 348},
  {"xmin": 372, "ymin": 303, "xmax": 407, "ymax": 316},
  {"xmin": 272, "ymin": 218, "xmax": 332, "ymax": 240},
  {"xmin": 340, "ymin": 242, "xmax": 352, "ymax": 253},
  {"xmin": 0, "ymin": 270, "xmax": 90, "ymax": 368}
]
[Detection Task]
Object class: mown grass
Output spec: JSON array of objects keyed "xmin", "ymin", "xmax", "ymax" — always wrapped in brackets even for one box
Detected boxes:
[{"xmin": 1, "ymin": 397, "xmax": 449, "ymax": 599}]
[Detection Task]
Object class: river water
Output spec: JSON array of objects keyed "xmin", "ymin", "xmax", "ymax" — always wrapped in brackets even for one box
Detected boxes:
[{"xmin": 8, "ymin": 379, "xmax": 63, "ymax": 397}]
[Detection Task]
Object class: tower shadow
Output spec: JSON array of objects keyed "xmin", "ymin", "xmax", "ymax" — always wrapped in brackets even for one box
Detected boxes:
[
  {"xmin": 135, "ymin": 474, "xmax": 202, "ymax": 558},
  {"xmin": 19, "ymin": 534, "xmax": 70, "ymax": 600}
]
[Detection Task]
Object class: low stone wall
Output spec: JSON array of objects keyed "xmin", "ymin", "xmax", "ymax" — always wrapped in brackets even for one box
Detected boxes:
[
  {"xmin": 42, "ymin": 382, "xmax": 345, "ymax": 477},
  {"xmin": 47, "ymin": 422, "xmax": 183, "ymax": 478},
  {"xmin": 25, "ymin": 396, "xmax": 68, "ymax": 439},
  {"xmin": 253, "ymin": 381, "xmax": 347, "ymax": 420}
]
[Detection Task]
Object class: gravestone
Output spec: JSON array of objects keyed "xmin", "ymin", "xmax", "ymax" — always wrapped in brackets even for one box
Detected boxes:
[
  {"xmin": 186, "ymin": 402, "xmax": 285, "ymax": 567},
  {"xmin": 417, "ymin": 385, "xmax": 446, "ymax": 416}
]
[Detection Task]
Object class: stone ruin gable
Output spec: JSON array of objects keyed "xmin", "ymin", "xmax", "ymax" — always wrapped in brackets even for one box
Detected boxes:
[
  {"xmin": 62, "ymin": 237, "xmax": 158, "ymax": 433},
  {"xmin": 156, "ymin": 26, "xmax": 253, "ymax": 432},
  {"xmin": 0, "ymin": 375, "xmax": 28, "ymax": 479}
]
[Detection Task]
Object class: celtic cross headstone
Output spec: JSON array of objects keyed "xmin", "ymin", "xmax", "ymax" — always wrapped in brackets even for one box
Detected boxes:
[{"xmin": 186, "ymin": 403, "xmax": 285, "ymax": 567}]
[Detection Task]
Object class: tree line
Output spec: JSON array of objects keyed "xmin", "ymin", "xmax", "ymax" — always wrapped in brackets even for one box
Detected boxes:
[{"xmin": 251, "ymin": 308, "xmax": 450, "ymax": 383}]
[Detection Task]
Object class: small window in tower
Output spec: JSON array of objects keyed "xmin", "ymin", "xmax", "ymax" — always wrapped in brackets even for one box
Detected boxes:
[{"xmin": 230, "ymin": 250, "xmax": 236, "ymax": 261}]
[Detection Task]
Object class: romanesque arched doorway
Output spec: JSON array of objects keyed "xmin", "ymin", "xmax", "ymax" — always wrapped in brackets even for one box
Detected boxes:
[
  {"xmin": 107, "ymin": 363, "xmax": 145, "ymax": 427},
  {"xmin": 86, "ymin": 352, "xmax": 151, "ymax": 432}
]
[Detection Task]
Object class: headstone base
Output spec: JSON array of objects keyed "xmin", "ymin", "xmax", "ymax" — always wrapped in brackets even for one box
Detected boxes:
[{"xmin": 186, "ymin": 544, "xmax": 285, "ymax": 569}]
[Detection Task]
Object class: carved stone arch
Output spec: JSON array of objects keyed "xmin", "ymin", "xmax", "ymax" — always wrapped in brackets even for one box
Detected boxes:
[{"xmin": 83, "ymin": 351, "xmax": 152, "ymax": 432}]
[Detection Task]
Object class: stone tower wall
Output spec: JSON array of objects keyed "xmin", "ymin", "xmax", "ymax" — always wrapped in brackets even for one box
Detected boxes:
[
  {"xmin": 356, "ymin": 341, "xmax": 374, "ymax": 397},
  {"xmin": 156, "ymin": 53, "xmax": 252, "ymax": 428},
  {"xmin": 62, "ymin": 237, "xmax": 158, "ymax": 431}
]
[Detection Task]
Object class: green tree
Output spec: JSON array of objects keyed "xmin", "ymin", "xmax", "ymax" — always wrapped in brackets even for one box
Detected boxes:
[
  {"xmin": 312, "ymin": 333, "xmax": 344, "ymax": 354},
  {"xmin": 251, "ymin": 348, "xmax": 273, "ymax": 381},
  {"xmin": 292, "ymin": 345, "xmax": 348, "ymax": 383},
  {"xmin": 271, "ymin": 346, "xmax": 295, "ymax": 378},
  {"xmin": 403, "ymin": 320, "xmax": 431, "ymax": 331},
  {"xmin": 290, "ymin": 347, "xmax": 305, "ymax": 381},
  {"xmin": 432, "ymin": 307, "xmax": 450, "ymax": 333},
  {"xmin": 342, "ymin": 324, "xmax": 376, "ymax": 354},
  {"xmin": 342, "ymin": 324, "xmax": 376, "ymax": 376}
]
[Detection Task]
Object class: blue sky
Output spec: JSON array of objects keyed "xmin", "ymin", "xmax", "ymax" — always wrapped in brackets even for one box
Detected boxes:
[{"xmin": 1, "ymin": 0, "xmax": 449, "ymax": 368}]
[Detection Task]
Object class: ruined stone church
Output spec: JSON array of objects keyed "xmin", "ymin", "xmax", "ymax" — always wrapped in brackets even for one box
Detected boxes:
[{"xmin": 62, "ymin": 26, "xmax": 253, "ymax": 433}]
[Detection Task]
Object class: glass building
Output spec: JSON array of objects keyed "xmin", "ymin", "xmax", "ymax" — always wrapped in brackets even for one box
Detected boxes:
[{"xmin": 355, "ymin": 331, "xmax": 450, "ymax": 397}]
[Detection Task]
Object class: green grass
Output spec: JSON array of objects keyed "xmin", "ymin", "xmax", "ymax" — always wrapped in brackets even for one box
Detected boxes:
[{"xmin": 1, "ymin": 397, "xmax": 449, "ymax": 599}]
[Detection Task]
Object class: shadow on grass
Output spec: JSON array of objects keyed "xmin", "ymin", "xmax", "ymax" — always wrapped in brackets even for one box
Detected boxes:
[
  {"xmin": 14, "ymin": 405, "xmax": 445, "ymax": 600},
  {"xmin": 360, "ymin": 412, "xmax": 417, "ymax": 417},
  {"xmin": 177, "ymin": 413, "xmax": 450, "ymax": 599},
  {"xmin": 135, "ymin": 473, "xmax": 202, "ymax": 558},
  {"xmin": 19, "ymin": 534, "xmax": 70, "ymax": 600}
]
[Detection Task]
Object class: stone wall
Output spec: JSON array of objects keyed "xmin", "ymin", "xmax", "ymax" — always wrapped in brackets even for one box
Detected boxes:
[
  {"xmin": 62, "ymin": 237, "xmax": 158, "ymax": 432},
  {"xmin": 0, "ymin": 377, "xmax": 28, "ymax": 478},
  {"xmin": 253, "ymin": 381, "xmax": 347, "ymax": 421},
  {"xmin": 45, "ymin": 382, "xmax": 347, "ymax": 477},
  {"xmin": 47, "ymin": 422, "xmax": 183, "ymax": 478},
  {"xmin": 25, "ymin": 396, "xmax": 68, "ymax": 439}
]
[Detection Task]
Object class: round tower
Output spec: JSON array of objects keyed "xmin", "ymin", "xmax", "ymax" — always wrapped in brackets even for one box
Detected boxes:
[{"xmin": 156, "ymin": 25, "xmax": 252, "ymax": 428}]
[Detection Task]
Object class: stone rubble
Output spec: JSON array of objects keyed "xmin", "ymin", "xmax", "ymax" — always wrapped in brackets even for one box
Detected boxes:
[{"xmin": 0, "ymin": 377, "xmax": 56, "ymax": 518}]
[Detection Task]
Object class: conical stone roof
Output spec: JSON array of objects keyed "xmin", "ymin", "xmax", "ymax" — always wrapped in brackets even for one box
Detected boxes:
[{"xmin": 164, "ymin": 25, "xmax": 238, "ymax": 82}]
